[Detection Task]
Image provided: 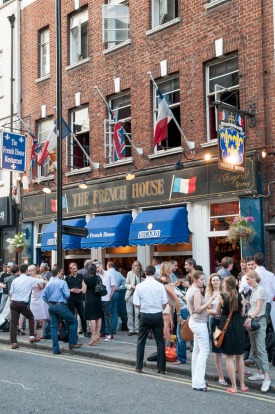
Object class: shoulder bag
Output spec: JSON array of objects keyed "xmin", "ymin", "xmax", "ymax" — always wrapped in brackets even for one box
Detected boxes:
[
  {"xmin": 180, "ymin": 316, "xmax": 194, "ymax": 341},
  {"xmin": 213, "ymin": 308, "xmax": 234, "ymax": 348},
  {"xmin": 94, "ymin": 276, "xmax": 107, "ymax": 297}
]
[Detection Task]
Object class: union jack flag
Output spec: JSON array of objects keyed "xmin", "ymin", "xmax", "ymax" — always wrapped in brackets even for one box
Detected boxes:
[
  {"xmin": 29, "ymin": 131, "xmax": 41, "ymax": 179},
  {"xmin": 109, "ymin": 108, "xmax": 126, "ymax": 162}
]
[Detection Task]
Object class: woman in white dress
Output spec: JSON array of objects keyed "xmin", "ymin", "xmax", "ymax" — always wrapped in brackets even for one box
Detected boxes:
[{"xmin": 29, "ymin": 265, "xmax": 49, "ymax": 336}]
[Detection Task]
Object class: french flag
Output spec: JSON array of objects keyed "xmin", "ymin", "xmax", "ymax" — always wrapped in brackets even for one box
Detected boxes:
[
  {"xmin": 38, "ymin": 119, "xmax": 71, "ymax": 166},
  {"xmin": 173, "ymin": 177, "xmax": 197, "ymax": 194},
  {"xmin": 154, "ymin": 89, "xmax": 173, "ymax": 147}
]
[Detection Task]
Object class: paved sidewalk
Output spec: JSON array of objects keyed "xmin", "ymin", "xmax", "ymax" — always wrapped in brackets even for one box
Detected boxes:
[{"xmin": 0, "ymin": 330, "xmax": 274, "ymax": 393}]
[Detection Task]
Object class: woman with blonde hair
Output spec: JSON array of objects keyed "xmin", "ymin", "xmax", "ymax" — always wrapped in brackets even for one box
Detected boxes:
[
  {"xmin": 216, "ymin": 275, "xmax": 248, "ymax": 394},
  {"xmin": 159, "ymin": 261, "xmax": 174, "ymax": 344},
  {"xmin": 205, "ymin": 273, "xmax": 227, "ymax": 385},
  {"xmin": 29, "ymin": 264, "xmax": 49, "ymax": 336},
  {"xmin": 244, "ymin": 270, "xmax": 271, "ymax": 393}
]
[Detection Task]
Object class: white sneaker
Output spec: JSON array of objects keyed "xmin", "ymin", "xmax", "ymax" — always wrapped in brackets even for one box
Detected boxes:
[
  {"xmin": 261, "ymin": 380, "xmax": 271, "ymax": 393},
  {"xmin": 248, "ymin": 373, "xmax": 264, "ymax": 381},
  {"xmin": 104, "ymin": 335, "xmax": 114, "ymax": 342}
]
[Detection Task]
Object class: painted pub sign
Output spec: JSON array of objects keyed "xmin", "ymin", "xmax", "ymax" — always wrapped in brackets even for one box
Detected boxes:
[{"xmin": 218, "ymin": 107, "xmax": 246, "ymax": 173}]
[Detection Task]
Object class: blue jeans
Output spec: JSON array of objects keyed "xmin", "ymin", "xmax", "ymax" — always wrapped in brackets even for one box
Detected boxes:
[
  {"xmin": 101, "ymin": 301, "xmax": 113, "ymax": 336},
  {"xmin": 176, "ymin": 308, "xmax": 188, "ymax": 363},
  {"xmin": 109, "ymin": 291, "xmax": 119, "ymax": 334},
  {"xmin": 43, "ymin": 320, "xmax": 51, "ymax": 338},
  {"xmin": 48, "ymin": 303, "xmax": 78, "ymax": 354}
]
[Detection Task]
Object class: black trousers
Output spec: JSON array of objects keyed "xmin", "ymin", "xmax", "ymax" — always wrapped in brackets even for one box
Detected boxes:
[
  {"xmin": 136, "ymin": 312, "xmax": 165, "ymax": 371},
  {"xmin": 67, "ymin": 297, "xmax": 87, "ymax": 334}
]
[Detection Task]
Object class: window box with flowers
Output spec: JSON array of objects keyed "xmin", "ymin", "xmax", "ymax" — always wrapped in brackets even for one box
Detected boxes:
[
  {"xmin": 6, "ymin": 232, "xmax": 28, "ymax": 254},
  {"xmin": 227, "ymin": 216, "xmax": 256, "ymax": 245}
]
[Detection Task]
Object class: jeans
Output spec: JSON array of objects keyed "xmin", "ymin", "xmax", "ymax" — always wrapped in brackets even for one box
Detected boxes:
[
  {"xmin": 176, "ymin": 308, "xmax": 188, "ymax": 363},
  {"xmin": 249, "ymin": 317, "xmax": 270, "ymax": 373},
  {"xmin": 188, "ymin": 319, "xmax": 210, "ymax": 389},
  {"xmin": 101, "ymin": 301, "xmax": 113, "ymax": 335},
  {"xmin": 126, "ymin": 295, "xmax": 140, "ymax": 333},
  {"xmin": 43, "ymin": 320, "xmax": 51, "ymax": 338},
  {"xmin": 107, "ymin": 291, "xmax": 119, "ymax": 334},
  {"xmin": 136, "ymin": 312, "xmax": 165, "ymax": 372},
  {"xmin": 48, "ymin": 303, "xmax": 78, "ymax": 354}
]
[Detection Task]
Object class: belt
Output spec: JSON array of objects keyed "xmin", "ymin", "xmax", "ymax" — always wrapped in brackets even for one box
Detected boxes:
[{"xmin": 49, "ymin": 302, "xmax": 66, "ymax": 305}]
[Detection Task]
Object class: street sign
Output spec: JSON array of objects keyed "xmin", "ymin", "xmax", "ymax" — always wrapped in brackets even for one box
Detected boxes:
[{"xmin": 1, "ymin": 131, "xmax": 27, "ymax": 172}]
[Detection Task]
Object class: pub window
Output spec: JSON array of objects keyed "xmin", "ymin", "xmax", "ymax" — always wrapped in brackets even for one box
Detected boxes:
[
  {"xmin": 205, "ymin": 54, "xmax": 239, "ymax": 141},
  {"xmin": 154, "ymin": 76, "xmax": 181, "ymax": 151},
  {"xmin": 103, "ymin": 0, "xmax": 130, "ymax": 50},
  {"xmin": 37, "ymin": 118, "xmax": 54, "ymax": 178},
  {"xmin": 68, "ymin": 106, "xmax": 90, "ymax": 170},
  {"xmin": 209, "ymin": 201, "xmax": 239, "ymax": 232},
  {"xmin": 152, "ymin": 0, "xmax": 178, "ymax": 29},
  {"xmin": 70, "ymin": 9, "xmax": 88, "ymax": 64},
  {"xmin": 104, "ymin": 91, "xmax": 131, "ymax": 164}
]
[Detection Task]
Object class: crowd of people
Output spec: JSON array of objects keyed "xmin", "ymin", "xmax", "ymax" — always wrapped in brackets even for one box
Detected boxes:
[{"xmin": 0, "ymin": 253, "xmax": 274, "ymax": 394}]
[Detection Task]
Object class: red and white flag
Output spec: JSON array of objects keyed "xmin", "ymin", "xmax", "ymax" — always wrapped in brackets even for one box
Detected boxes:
[{"xmin": 154, "ymin": 89, "xmax": 173, "ymax": 147}]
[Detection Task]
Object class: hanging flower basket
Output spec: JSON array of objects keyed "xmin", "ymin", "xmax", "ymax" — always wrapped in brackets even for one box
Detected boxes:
[
  {"xmin": 227, "ymin": 216, "xmax": 256, "ymax": 245},
  {"xmin": 6, "ymin": 232, "xmax": 28, "ymax": 254}
]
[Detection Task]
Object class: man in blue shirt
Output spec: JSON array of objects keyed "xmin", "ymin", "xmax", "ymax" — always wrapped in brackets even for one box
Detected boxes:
[
  {"xmin": 106, "ymin": 261, "xmax": 125, "ymax": 334},
  {"xmin": 42, "ymin": 267, "xmax": 83, "ymax": 354}
]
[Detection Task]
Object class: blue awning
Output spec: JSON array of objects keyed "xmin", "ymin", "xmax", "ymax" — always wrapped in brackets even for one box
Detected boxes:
[
  {"xmin": 81, "ymin": 213, "xmax": 132, "ymax": 249},
  {"xmin": 41, "ymin": 218, "xmax": 86, "ymax": 251},
  {"xmin": 129, "ymin": 207, "xmax": 190, "ymax": 246}
]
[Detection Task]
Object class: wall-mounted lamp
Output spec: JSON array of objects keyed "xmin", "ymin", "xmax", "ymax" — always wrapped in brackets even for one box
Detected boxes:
[
  {"xmin": 174, "ymin": 151, "xmax": 194, "ymax": 170},
  {"xmin": 43, "ymin": 181, "xmax": 52, "ymax": 194},
  {"xmin": 204, "ymin": 153, "xmax": 211, "ymax": 161},
  {"xmin": 126, "ymin": 170, "xmax": 136, "ymax": 181},
  {"xmin": 261, "ymin": 148, "xmax": 267, "ymax": 158},
  {"xmin": 78, "ymin": 174, "xmax": 90, "ymax": 189}
]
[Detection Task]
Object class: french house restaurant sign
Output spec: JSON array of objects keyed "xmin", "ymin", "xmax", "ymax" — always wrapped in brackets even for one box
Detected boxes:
[{"xmin": 22, "ymin": 156, "xmax": 257, "ymax": 220}]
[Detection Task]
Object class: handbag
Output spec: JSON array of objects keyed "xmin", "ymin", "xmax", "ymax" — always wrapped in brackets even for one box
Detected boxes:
[
  {"xmin": 213, "ymin": 308, "xmax": 234, "ymax": 348},
  {"xmin": 165, "ymin": 346, "xmax": 177, "ymax": 362},
  {"xmin": 180, "ymin": 317, "xmax": 194, "ymax": 341},
  {"xmin": 250, "ymin": 319, "xmax": 260, "ymax": 332},
  {"xmin": 94, "ymin": 276, "xmax": 107, "ymax": 297}
]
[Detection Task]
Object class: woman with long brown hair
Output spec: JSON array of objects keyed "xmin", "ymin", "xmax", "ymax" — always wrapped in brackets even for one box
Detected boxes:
[
  {"xmin": 205, "ymin": 273, "xmax": 227, "ymax": 385},
  {"xmin": 216, "ymin": 275, "xmax": 248, "ymax": 394}
]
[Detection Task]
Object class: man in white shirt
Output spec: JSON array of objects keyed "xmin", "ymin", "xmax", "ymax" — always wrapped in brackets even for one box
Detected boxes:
[
  {"xmin": 97, "ymin": 262, "xmax": 116, "ymax": 341},
  {"xmin": 133, "ymin": 265, "xmax": 168, "ymax": 374},
  {"xmin": 9, "ymin": 264, "xmax": 46, "ymax": 349},
  {"xmin": 254, "ymin": 252, "xmax": 275, "ymax": 323}
]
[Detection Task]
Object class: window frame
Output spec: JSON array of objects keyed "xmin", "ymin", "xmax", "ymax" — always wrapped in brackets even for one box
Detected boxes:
[
  {"xmin": 205, "ymin": 54, "xmax": 239, "ymax": 142},
  {"xmin": 68, "ymin": 106, "xmax": 90, "ymax": 171},
  {"xmin": 104, "ymin": 91, "xmax": 132, "ymax": 164},
  {"xmin": 102, "ymin": 1, "xmax": 130, "ymax": 50},
  {"xmin": 151, "ymin": 0, "xmax": 178, "ymax": 29},
  {"xmin": 153, "ymin": 75, "xmax": 181, "ymax": 152},
  {"xmin": 70, "ymin": 9, "xmax": 89, "ymax": 65},
  {"xmin": 209, "ymin": 201, "xmax": 239, "ymax": 233},
  {"xmin": 39, "ymin": 28, "xmax": 50, "ymax": 78}
]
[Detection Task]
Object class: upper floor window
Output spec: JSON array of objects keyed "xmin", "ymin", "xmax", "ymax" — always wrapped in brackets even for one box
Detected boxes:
[
  {"xmin": 68, "ymin": 107, "xmax": 90, "ymax": 170},
  {"xmin": 37, "ymin": 118, "xmax": 54, "ymax": 177},
  {"xmin": 39, "ymin": 28, "xmax": 50, "ymax": 77},
  {"xmin": 154, "ymin": 76, "xmax": 181, "ymax": 151},
  {"xmin": 205, "ymin": 54, "xmax": 239, "ymax": 141},
  {"xmin": 152, "ymin": 0, "xmax": 178, "ymax": 28},
  {"xmin": 103, "ymin": 0, "xmax": 130, "ymax": 49},
  {"xmin": 104, "ymin": 92, "xmax": 131, "ymax": 163},
  {"xmin": 0, "ymin": 51, "xmax": 3, "ymax": 96},
  {"xmin": 70, "ymin": 9, "xmax": 88, "ymax": 64}
]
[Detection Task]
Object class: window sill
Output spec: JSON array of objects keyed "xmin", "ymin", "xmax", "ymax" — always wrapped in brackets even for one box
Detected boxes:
[
  {"xmin": 200, "ymin": 139, "xmax": 218, "ymax": 148},
  {"xmin": 204, "ymin": 0, "xmax": 230, "ymax": 10},
  {"xmin": 32, "ymin": 175, "xmax": 55, "ymax": 184},
  {"xmin": 104, "ymin": 157, "xmax": 133, "ymax": 169},
  {"xmin": 35, "ymin": 74, "xmax": 51, "ymax": 84},
  {"xmin": 103, "ymin": 39, "xmax": 131, "ymax": 55},
  {"xmin": 148, "ymin": 147, "xmax": 183, "ymax": 160},
  {"xmin": 65, "ymin": 57, "xmax": 90, "ymax": 72},
  {"xmin": 65, "ymin": 167, "xmax": 92, "ymax": 177},
  {"xmin": 146, "ymin": 17, "xmax": 181, "ymax": 37}
]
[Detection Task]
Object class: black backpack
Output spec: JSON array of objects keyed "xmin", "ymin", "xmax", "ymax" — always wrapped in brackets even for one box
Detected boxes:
[{"xmin": 58, "ymin": 320, "xmax": 69, "ymax": 342}]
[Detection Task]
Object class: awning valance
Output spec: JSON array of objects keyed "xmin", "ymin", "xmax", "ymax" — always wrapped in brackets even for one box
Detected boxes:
[
  {"xmin": 81, "ymin": 213, "xmax": 132, "ymax": 249},
  {"xmin": 129, "ymin": 207, "xmax": 190, "ymax": 246},
  {"xmin": 41, "ymin": 218, "xmax": 86, "ymax": 251}
]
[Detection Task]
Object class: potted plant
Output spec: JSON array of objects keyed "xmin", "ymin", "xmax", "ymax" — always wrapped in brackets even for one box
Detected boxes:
[
  {"xmin": 227, "ymin": 215, "xmax": 256, "ymax": 245},
  {"xmin": 6, "ymin": 232, "xmax": 28, "ymax": 254}
]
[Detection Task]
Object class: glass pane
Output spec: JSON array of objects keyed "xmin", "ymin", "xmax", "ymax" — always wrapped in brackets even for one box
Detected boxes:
[
  {"xmin": 210, "ymin": 201, "xmax": 239, "ymax": 217},
  {"xmin": 72, "ymin": 107, "xmax": 89, "ymax": 134}
]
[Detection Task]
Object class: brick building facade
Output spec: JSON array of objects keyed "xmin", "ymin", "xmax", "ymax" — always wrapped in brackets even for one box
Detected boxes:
[{"xmin": 19, "ymin": 0, "xmax": 275, "ymax": 275}]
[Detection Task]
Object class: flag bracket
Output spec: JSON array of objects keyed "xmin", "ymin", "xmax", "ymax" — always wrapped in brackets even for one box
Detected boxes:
[{"xmin": 212, "ymin": 101, "xmax": 256, "ymax": 128}]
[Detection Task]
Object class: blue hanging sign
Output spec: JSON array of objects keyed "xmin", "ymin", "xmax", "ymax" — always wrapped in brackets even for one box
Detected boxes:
[{"xmin": 1, "ymin": 131, "xmax": 27, "ymax": 172}]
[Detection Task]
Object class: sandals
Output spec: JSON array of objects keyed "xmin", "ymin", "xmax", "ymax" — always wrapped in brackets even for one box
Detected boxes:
[
  {"xmin": 226, "ymin": 388, "xmax": 238, "ymax": 394},
  {"xmin": 217, "ymin": 380, "xmax": 228, "ymax": 386},
  {"xmin": 240, "ymin": 387, "xmax": 249, "ymax": 393},
  {"xmin": 173, "ymin": 360, "xmax": 183, "ymax": 365},
  {"xmin": 17, "ymin": 328, "xmax": 26, "ymax": 335}
]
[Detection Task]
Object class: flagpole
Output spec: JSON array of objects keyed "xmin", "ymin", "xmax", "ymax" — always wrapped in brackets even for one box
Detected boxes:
[
  {"xmin": 94, "ymin": 85, "xmax": 143, "ymax": 156},
  {"xmin": 169, "ymin": 175, "xmax": 175, "ymax": 202},
  {"xmin": 147, "ymin": 72, "xmax": 195, "ymax": 150},
  {"xmin": 71, "ymin": 133, "xmax": 99, "ymax": 169}
]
